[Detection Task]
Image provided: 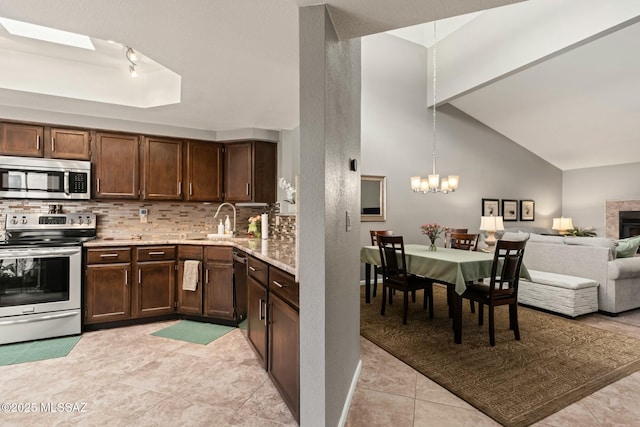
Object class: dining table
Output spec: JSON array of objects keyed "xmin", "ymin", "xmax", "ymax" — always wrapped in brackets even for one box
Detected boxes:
[{"xmin": 360, "ymin": 244, "xmax": 531, "ymax": 344}]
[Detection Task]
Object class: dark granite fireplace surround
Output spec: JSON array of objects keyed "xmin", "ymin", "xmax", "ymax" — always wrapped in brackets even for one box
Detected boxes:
[
  {"xmin": 619, "ymin": 211, "xmax": 640, "ymax": 239},
  {"xmin": 605, "ymin": 200, "xmax": 640, "ymax": 239}
]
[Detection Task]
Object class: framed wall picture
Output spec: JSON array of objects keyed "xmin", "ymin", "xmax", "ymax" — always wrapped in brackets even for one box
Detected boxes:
[
  {"xmin": 482, "ymin": 198, "xmax": 499, "ymax": 217},
  {"xmin": 502, "ymin": 199, "xmax": 518, "ymax": 221},
  {"xmin": 520, "ymin": 200, "xmax": 535, "ymax": 221}
]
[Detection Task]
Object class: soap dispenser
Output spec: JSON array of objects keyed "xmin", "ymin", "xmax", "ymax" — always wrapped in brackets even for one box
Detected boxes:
[
  {"xmin": 224, "ymin": 215, "xmax": 231, "ymax": 234},
  {"xmin": 217, "ymin": 220, "xmax": 224, "ymax": 235}
]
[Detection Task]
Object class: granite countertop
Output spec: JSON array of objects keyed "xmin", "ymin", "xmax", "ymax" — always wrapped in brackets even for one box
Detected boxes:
[{"xmin": 84, "ymin": 235, "xmax": 296, "ymax": 275}]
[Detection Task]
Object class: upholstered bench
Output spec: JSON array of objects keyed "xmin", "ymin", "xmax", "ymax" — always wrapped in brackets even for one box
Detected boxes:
[{"xmin": 518, "ymin": 270, "xmax": 599, "ymax": 317}]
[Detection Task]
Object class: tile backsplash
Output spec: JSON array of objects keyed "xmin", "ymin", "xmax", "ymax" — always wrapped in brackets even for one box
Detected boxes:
[{"xmin": 0, "ymin": 199, "xmax": 296, "ymax": 241}]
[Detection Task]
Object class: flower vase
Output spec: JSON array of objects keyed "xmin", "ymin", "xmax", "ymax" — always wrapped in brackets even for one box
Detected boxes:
[{"xmin": 429, "ymin": 238, "xmax": 437, "ymax": 251}]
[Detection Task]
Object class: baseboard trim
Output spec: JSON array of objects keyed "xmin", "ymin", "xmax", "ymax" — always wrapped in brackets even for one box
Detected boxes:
[{"xmin": 337, "ymin": 359, "xmax": 362, "ymax": 427}]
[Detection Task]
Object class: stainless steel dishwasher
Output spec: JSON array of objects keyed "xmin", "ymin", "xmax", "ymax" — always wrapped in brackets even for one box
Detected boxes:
[{"xmin": 232, "ymin": 250, "xmax": 248, "ymax": 322}]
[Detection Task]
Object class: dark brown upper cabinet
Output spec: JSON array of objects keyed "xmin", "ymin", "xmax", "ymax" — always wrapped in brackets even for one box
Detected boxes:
[
  {"xmin": 93, "ymin": 132, "xmax": 140, "ymax": 200},
  {"xmin": 142, "ymin": 136, "xmax": 183, "ymax": 201},
  {"xmin": 0, "ymin": 122, "xmax": 44, "ymax": 157},
  {"xmin": 223, "ymin": 141, "xmax": 276, "ymax": 203},
  {"xmin": 45, "ymin": 128, "xmax": 91, "ymax": 160},
  {"xmin": 184, "ymin": 140, "xmax": 223, "ymax": 202}
]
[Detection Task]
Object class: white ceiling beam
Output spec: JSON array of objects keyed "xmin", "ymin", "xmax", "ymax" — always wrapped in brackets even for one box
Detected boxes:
[
  {"xmin": 297, "ymin": 0, "xmax": 525, "ymax": 40},
  {"xmin": 431, "ymin": 0, "xmax": 640, "ymax": 106}
]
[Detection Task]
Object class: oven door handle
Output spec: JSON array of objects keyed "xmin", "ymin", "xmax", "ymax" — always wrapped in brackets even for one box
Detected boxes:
[
  {"xmin": 63, "ymin": 171, "xmax": 70, "ymax": 195},
  {"xmin": 0, "ymin": 311, "xmax": 79, "ymax": 326},
  {"xmin": 0, "ymin": 248, "xmax": 81, "ymax": 258}
]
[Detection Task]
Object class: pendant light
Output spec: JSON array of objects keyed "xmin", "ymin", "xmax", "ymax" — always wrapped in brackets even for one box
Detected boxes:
[{"xmin": 411, "ymin": 21, "xmax": 459, "ymax": 194}]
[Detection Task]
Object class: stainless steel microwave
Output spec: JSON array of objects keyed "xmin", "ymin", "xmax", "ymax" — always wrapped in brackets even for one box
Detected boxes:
[{"xmin": 0, "ymin": 155, "xmax": 90, "ymax": 200}]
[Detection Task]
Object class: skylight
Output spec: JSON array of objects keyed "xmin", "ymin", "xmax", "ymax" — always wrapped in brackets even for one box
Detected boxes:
[
  {"xmin": 0, "ymin": 17, "xmax": 95, "ymax": 50},
  {"xmin": 0, "ymin": 17, "xmax": 181, "ymax": 108}
]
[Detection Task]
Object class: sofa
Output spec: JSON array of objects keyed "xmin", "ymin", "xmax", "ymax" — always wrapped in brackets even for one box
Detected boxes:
[{"xmin": 512, "ymin": 233, "xmax": 640, "ymax": 316}]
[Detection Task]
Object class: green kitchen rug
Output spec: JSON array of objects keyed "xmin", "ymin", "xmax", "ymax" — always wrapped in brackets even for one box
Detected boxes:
[
  {"xmin": 151, "ymin": 320, "xmax": 235, "ymax": 345},
  {"xmin": 0, "ymin": 335, "xmax": 81, "ymax": 366}
]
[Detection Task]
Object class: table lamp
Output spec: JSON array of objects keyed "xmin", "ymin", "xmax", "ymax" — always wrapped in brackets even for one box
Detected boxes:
[
  {"xmin": 552, "ymin": 217, "xmax": 574, "ymax": 235},
  {"xmin": 480, "ymin": 216, "xmax": 504, "ymax": 247}
]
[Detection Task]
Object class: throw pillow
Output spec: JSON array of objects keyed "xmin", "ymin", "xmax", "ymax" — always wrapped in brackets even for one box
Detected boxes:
[{"xmin": 616, "ymin": 236, "xmax": 640, "ymax": 258}]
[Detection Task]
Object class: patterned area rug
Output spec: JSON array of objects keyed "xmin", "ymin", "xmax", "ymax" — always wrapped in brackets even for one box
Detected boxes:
[{"xmin": 360, "ymin": 286, "xmax": 640, "ymax": 427}]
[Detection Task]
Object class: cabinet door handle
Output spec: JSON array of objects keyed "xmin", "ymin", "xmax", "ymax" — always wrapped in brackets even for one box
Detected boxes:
[
  {"xmin": 272, "ymin": 280, "xmax": 286, "ymax": 288},
  {"xmin": 259, "ymin": 298, "xmax": 264, "ymax": 320},
  {"xmin": 264, "ymin": 301, "xmax": 268, "ymax": 326},
  {"xmin": 125, "ymin": 270, "xmax": 128, "ymax": 286},
  {"xmin": 205, "ymin": 269, "xmax": 209, "ymax": 284},
  {"xmin": 249, "ymin": 266, "xmax": 257, "ymax": 272},
  {"xmin": 97, "ymin": 178, "xmax": 101, "ymax": 193},
  {"xmin": 189, "ymin": 182, "xmax": 193, "ymax": 196},
  {"xmin": 246, "ymin": 183, "xmax": 250, "ymax": 196},
  {"xmin": 51, "ymin": 136, "xmax": 55, "ymax": 152},
  {"xmin": 100, "ymin": 253, "xmax": 119, "ymax": 258},
  {"xmin": 148, "ymin": 251, "xmax": 165, "ymax": 256},
  {"xmin": 138, "ymin": 268, "xmax": 141, "ymax": 284},
  {"xmin": 178, "ymin": 182, "xmax": 182, "ymax": 195}
]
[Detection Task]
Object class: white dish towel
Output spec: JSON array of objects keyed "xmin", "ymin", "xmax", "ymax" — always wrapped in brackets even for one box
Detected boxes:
[{"xmin": 183, "ymin": 260, "xmax": 200, "ymax": 291}]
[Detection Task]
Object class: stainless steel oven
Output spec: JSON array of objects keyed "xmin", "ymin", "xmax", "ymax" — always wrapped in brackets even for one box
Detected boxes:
[{"xmin": 0, "ymin": 213, "xmax": 96, "ymax": 345}]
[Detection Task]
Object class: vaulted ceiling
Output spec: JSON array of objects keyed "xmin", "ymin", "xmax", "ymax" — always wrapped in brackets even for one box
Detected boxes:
[{"xmin": 1, "ymin": 0, "xmax": 638, "ymax": 171}]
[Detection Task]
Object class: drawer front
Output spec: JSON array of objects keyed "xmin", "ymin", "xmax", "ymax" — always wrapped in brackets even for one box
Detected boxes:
[
  {"xmin": 248, "ymin": 256, "xmax": 268, "ymax": 285},
  {"xmin": 270, "ymin": 267, "xmax": 299, "ymax": 309},
  {"xmin": 205, "ymin": 246, "xmax": 232, "ymax": 262},
  {"xmin": 86, "ymin": 247, "xmax": 131, "ymax": 264},
  {"xmin": 178, "ymin": 245, "xmax": 203, "ymax": 261},
  {"xmin": 136, "ymin": 246, "xmax": 176, "ymax": 262}
]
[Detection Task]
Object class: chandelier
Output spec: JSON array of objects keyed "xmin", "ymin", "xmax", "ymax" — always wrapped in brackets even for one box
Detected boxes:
[{"xmin": 411, "ymin": 21, "xmax": 459, "ymax": 194}]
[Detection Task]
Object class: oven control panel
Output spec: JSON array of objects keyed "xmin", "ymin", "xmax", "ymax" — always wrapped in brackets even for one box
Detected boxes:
[{"xmin": 6, "ymin": 213, "xmax": 97, "ymax": 230}]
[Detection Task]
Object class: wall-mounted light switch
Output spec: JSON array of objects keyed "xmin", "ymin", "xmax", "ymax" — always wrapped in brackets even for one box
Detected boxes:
[{"xmin": 139, "ymin": 208, "xmax": 148, "ymax": 223}]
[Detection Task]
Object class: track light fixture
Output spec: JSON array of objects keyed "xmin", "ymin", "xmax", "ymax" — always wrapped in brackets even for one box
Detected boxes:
[
  {"xmin": 126, "ymin": 47, "xmax": 138, "ymax": 62},
  {"xmin": 125, "ymin": 46, "xmax": 138, "ymax": 78},
  {"xmin": 128, "ymin": 64, "xmax": 138, "ymax": 78}
]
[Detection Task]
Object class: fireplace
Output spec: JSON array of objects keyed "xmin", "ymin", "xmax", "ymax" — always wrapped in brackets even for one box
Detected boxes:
[
  {"xmin": 606, "ymin": 200, "xmax": 640, "ymax": 239},
  {"xmin": 619, "ymin": 211, "xmax": 640, "ymax": 239}
]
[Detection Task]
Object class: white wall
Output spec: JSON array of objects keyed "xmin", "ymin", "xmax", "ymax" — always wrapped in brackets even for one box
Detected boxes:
[
  {"xmin": 563, "ymin": 162, "xmax": 640, "ymax": 236},
  {"xmin": 360, "ymin": 33, "xmax": 563, "ymax": 248},
  {"xmin": 278, "ymin": 127, "xmax": 300, "ymax": 213}
]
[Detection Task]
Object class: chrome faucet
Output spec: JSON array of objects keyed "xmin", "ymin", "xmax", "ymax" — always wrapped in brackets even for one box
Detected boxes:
[{"xmin": 213, "ymin": 202, "xmax": 236, "ymax": 235}]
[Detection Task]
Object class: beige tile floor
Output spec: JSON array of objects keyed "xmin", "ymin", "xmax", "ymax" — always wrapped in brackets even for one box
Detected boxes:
[{"xmin": 1, "ymin": 310, "xmax": 640, "ymax": 427}]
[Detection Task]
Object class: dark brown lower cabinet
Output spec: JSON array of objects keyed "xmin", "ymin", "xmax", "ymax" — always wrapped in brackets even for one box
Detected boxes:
[
  {"xmin": 135, "ymin": 260, "xmax": 176, "ymax": 317},
  {"xmin": 204, "ymin": 247, "xmax": 235, "ymax": 319},
  {"xmin": 177, "ymin": 246, "xmax": 204, "ymax": 315},
  {"xmin": 246, "ymin": 255, "xmax": 299, "ymax": 423},
  {"xmin": 268, "ymin": 292, "xmax": 300, "ymax": 423},
  {"xmin": 247, "ymin": 275, "xmax": 268, "ymax": 369},
  {"xmin": 85, "ymin": 263, "xmax": 131, "ymax": 324}
]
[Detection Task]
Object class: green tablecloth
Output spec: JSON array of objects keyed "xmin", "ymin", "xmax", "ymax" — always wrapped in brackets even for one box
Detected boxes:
[{"xmin": 361, "ymin": 244, "xmax": 530, "ymax": 295}]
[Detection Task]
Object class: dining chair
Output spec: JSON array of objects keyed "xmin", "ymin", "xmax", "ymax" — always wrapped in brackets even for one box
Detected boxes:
[
  {"xmin": 377, "ymin": 235, "xmax": 434, "ymax": 324},
  {"xmin": 446, "ymin": 228, "xmax": 468, "ymax": 248},
  {"xmin": 449, "ymin": 232, "xmax": 480, "ymax": 313},
  {"xmin": 369, "ymin": 230, "xmax": 393, "ymax": 298},
  {"xmin": 449, "ymin": 233, "xmax": 479, "ymax": 251},
  {"xmin": 460, "ymin": 239, "xmax": 528, "ymax": 346}
]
